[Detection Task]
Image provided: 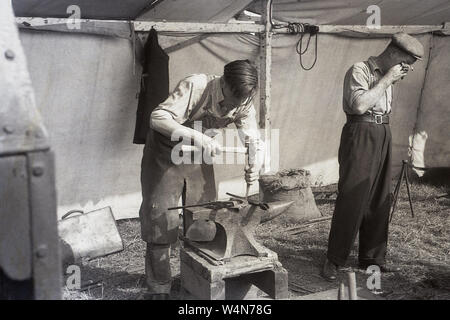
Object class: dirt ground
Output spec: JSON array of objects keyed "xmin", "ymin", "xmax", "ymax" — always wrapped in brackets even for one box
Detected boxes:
[{"xmin": 63, "ymin": 180, "xmax": 450, "ymax": 300}]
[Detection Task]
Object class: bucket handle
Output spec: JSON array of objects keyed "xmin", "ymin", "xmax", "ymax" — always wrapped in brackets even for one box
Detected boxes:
[{"xmin": 61, "ymin": 209, "xmax": 84, "ymax": 220}]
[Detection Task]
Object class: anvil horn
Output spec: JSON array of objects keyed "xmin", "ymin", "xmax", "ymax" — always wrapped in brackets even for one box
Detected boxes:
[{"xmin": 260, "ymin": 200, "xmax": 294, "ymax": 223}]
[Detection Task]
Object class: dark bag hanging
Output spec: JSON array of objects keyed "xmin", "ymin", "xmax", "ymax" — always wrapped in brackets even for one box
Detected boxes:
[{"xmin": 133, "ymin": 28, "xmax": 169, "ymax": 144}]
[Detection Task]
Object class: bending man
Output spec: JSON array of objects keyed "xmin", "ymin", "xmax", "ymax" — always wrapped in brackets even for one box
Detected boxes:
[{"xmin": 139, "ymin": 60, "xmax": 264, "ymax": 298}]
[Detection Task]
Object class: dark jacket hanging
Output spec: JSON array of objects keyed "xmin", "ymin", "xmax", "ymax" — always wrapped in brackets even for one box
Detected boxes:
[{"xmin": 133, "ymin": 28, "xmax": 169, "ymax": 144}]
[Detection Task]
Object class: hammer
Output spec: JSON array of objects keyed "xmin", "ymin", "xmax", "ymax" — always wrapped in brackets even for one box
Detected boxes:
[
  {"xmin": 244, "ymin": 136, "xmax": 256, "ymax": 200},
  {"xmin": 180, "ymin": 145, "xmax": 247, "ymax": 154},
  {"xmin": 181, "ymin": 140, "xmax": 253, "ymax": 199}
]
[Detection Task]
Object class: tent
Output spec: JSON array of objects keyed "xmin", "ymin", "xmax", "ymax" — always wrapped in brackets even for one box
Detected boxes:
[{"xmin": 11, "ymin": 0, "xmax": 450, "ymax": 219}]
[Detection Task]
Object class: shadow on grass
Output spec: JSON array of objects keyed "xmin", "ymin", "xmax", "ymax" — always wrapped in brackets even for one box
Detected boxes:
[
  {"xmin": 378, "ymin": 259, "xmax": 450, "ymax": 300},
  {"xmin": 71, "ymin": 264, "xmax": 144, "ymax": 300},
  {"xmin": 414, "ymin": 167, "xmax": 450, "ymax": 189}
]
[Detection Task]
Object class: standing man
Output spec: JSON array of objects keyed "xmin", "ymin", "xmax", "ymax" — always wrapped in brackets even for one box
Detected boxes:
[
  {"xmin": 322, "ymin": 33, "xmax": 424, "ymax": 281},
  {"xmin": 139, "ymin": 60, "xmax": 264, "ymax": 299}
]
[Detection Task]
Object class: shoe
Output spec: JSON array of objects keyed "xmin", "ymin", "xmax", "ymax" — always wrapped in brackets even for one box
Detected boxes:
[
  {"xmin": 149, "ymin": 293, "xmax": 170, "ymax": 300},
  {"xmin": 359, "ymin": 263, "xmax": 401, "ymax": 273},
  {"xmin": 140, "ymin": 293, "xmax": 170, "ymax": 300},
  {"xmin": 321, "ymin": 259, "xmax": 338, "ymax": 281}
]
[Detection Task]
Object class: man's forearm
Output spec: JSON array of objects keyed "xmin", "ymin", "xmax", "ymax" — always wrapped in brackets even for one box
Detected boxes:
[
  {"xmin": 151, "ymin": 117, "xmax": 206, "ymax": 145},
  {"xmin": 353, "ymin": 76, "xmax": 392, "ymax": 114}
]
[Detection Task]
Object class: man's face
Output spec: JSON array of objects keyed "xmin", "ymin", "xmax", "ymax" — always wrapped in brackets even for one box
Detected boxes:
[
  {"xmin": 220, "ymin": 78, "xmax": 251, "ymax": 112},
  {"xmin": 389, "ymin": 48, "xmax": 418, "ymax": 69}
]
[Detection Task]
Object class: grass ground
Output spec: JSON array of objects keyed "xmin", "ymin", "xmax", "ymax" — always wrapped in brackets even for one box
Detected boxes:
[{"xmin": 63, "ymin": 180, "xmax": 449, "ymax": 300}]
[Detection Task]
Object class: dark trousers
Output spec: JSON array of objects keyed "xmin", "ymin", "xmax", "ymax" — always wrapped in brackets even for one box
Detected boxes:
[
  {"xmin": 139, "ymin": 130, "xmax": 216, "ymax": 294},
  {"xmin": 327, "ymin": 122, "xmax": 392, "ymax": 266}
]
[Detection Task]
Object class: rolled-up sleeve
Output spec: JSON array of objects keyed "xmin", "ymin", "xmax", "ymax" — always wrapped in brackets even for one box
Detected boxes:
[
  {"xmin": 344, "ymin": 63, "xmax": 370, "ymax": 113},
  {"xmin": 150, "ymin": 78, "xmax": 193, "ymax": 129}
]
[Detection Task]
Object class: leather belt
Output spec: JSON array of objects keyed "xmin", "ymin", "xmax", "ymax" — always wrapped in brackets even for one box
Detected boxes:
[{"xmin": 346, "ymin": 114, "xmax": 389, "ymax": 125}]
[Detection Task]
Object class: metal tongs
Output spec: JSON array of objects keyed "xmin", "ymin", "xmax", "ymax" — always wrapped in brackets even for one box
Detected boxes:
[{"xmin": 226, "ymin": 192, "xmax": 269, "ymax": 210}]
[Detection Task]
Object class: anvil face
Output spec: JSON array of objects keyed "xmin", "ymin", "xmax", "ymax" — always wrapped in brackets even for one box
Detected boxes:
[{"xmin": 183, "ymin": 200, "xmax": 293, "ymax": 262}]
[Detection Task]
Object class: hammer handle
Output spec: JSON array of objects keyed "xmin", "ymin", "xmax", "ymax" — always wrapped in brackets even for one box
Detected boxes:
[{"xmin": 181, "ymin": 145, "xmax": 247, "ymax": 154}]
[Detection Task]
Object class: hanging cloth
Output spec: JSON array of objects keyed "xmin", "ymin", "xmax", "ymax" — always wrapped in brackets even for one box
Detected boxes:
[{"xmin": 133, "ymin": 28, "xmax": 169, "ymax": 144}]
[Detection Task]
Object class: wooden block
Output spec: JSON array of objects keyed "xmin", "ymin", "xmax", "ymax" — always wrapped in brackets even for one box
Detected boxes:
[
  {"xmin": 181, "ymin": 261, "xmax": 225, "ymax": 300},
  {"xmin": 180, "ymin": 247, "xmax": 289, "ymax": 300},
  {"xmin": 181, "ymin": 246, "xmax": 279, "ymax": 282},
  {"xmin": 225, "ymin": 277, "xmax": 257, "ymax": 300},
  {"xmin": 244, "ymin": 267, "xmax": 289, "ymax": 300}
]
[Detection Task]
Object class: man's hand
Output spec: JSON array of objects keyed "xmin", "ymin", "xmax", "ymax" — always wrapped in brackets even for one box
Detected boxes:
[
  {"xmin": 202, "ymin": 136, "xmax": 222, "ymax": 157},
  {"xmin": 386, "ymin": 64, "xmax": 409, "ymax": 84},
  {"xmin": 244, "ymin": 164, "xmax": 259, "ymax": 185}
]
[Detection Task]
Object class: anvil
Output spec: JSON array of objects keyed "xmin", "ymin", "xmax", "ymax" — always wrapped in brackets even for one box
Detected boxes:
[{"xmin": 176, "ymin": 197, "xmax": 293, "ymax": 263}]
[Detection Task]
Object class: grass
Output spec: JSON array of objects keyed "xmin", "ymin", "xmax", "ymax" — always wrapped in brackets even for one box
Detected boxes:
[{"xmin": 63, "ymin": 180, "xmax": 450, "ymax": 300}]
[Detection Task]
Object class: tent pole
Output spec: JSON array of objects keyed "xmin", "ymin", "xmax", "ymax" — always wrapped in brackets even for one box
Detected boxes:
[
  {"xmin": 259, "ymin": 0, "xmax": 272, "ymax": 174},
  {"xmin": 15, "ymin": 17, "xmax": 450, "ymax": 37}
]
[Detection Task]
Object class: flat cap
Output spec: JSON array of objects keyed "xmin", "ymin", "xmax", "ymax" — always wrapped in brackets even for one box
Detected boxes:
[{"xmin": 391, "ymin": 32, "xmax": 424, "ymax": 60}]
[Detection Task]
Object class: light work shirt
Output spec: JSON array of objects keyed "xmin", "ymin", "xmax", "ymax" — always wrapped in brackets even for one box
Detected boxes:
[
  {"xmin": 151, "ymin": 73, "xmax": 263, "ymax": 156},
  {"xmin": 343, "ymin": 57, "xmax": 392, "ymax": 115}
]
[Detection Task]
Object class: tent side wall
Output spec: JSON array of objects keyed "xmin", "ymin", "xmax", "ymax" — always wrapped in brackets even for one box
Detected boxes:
[
  {"xmin": 411, "ymin": 36, "xmax": 450, "ymax": 170},
  {"xmin": 19, "ymin": 30, "xmax": 144, "ymax": 219},
  {"xmin": 18, "ymin": 30, "xmax": 446, "ymax": 219}
]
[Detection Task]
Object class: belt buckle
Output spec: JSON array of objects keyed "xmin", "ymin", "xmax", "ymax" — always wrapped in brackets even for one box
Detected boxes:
[{"xmin": 374, "ymin": 114, "xmax": 383, "ymax": 125}]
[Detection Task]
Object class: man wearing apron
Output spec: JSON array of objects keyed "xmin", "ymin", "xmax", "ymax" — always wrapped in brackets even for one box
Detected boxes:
[
  {"xmin": 139, "ymin": 60, "xmax": 264, "ymax": 299},
  {"xmin": 322, "ymin": 33, "xmax": 424, "ymax": 281}
]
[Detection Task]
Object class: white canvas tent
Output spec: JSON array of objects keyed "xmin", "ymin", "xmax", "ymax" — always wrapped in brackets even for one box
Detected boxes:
[{"xmin": 11, "ymin": 0, "xmax": 450, "ymax": 220}]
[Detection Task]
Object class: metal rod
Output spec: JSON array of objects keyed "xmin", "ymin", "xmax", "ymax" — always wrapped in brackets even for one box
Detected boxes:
[
  {"xmin": 390, "ymin": 162, "xmax": 405, "ymax": 222},
  {"xmin": 403, "ymin": 161, "xmax": 415, "ymax": 218}
]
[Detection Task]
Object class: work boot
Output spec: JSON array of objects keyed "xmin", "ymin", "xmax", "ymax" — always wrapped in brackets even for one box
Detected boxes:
[
  {"xmin": 149, "ymin": 293, "xmax": 170, "ymax": 300},
  {"xmin": 321, "ymin": 259, "xmax": 338, "ymax": 281},
  {"xmin": 139, "ymin": 292, "xmax": 170, "ymax": 300}
]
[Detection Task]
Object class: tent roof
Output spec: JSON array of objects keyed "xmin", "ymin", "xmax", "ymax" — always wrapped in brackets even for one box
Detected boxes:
[
  {"xmin": 250, "ymin": 0, "xmax": 450, "ymax": 26},
  {"xmin": 12, "ymin": 0, "xmax": 255, "ymax": 22},
  {"xmin": 138, "ymin": 0, "xmax": 255, "ymax": 22},
  {"xmin": 12, "ymin": 0, "xmax": 450, "ymax": 25},
  {"xmin": 12, "ymin": 0, "xmax": 153, "ymax": 20}
]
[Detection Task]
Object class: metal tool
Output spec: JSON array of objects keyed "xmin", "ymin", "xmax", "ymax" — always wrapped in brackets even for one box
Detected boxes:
[
  {"xmin": 390, "ymin": 160, "xmax": 414, "ymax": 222},
  {"xmin": 168, "ymin": 199, "xmax": 243, "ymax": 211},
  {"xmin": 244, "ymin": 137, "xmax": 251, "ymax": 199},
  {"xmin": 226, "ymin": 192, "xmax": 269, "ymax": 210}
]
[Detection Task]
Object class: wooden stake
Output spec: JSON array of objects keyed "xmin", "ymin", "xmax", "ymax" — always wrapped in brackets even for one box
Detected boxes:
[
  {"xmin": 338, "ymin": 281, "xmax": 346, "ymax": 300},
  {"xmin": 347, "ymin": 272, "xmax": 357, "ymax": 300}
]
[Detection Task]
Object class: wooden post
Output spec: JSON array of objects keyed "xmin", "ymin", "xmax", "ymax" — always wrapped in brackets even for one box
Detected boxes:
[
  {"xmin": 16, "ymin": 17, "xmax": 450, "ymax": 37},
  {"xmin": 338, "ymin": 281, "xmax": 346, "ymax": 300},
  {"xmin": 347, "ymin": 272, "xmax": 357, "ymax": 300},
  {"xmin": 259, "ymin": 0, "xmax": 272, "ymax": 174}
]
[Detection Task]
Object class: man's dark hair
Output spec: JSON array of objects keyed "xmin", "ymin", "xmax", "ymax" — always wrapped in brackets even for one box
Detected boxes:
[{"xmin": 223, "ymin": 60, "xmax": 258, "ymax": 100}]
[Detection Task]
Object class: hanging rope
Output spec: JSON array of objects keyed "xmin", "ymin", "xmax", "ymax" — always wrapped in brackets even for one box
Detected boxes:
[{"xmin": 267, "ymin": 0, "xmax": 319, "ymax": 71}]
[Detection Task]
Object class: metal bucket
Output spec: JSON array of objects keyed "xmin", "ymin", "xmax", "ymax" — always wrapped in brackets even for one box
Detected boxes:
[{"xmin": 58, "ymin": 207, "xmax": 124, "ymax": 263}]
